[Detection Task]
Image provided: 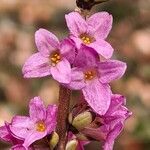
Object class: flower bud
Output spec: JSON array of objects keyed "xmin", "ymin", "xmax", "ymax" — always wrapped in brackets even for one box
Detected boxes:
[
  {"xmin": 65, "ymin": 139, "xmax": 78, "ymax": 150},
  {"xmin": 76, "ymin": 0, "xmax": 110, "ymax": 10},
  {"xmin": 72, "ymin": 111, "xmax": 92, "ymax": 130},
  {"xmin": 49, "ymin": 132, "xmax": 59, "ymax": 149}
]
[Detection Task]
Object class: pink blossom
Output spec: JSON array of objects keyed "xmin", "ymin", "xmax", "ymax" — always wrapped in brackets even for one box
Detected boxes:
[
  {"xmin": 9, "ymin": 97, "xmax": 57, "ymax": 149},
  {"xmin": 67, "ymin": 47, "xmax": 126, "ymax": 115},
  {"xmin": 65, "ymin": 11, "xmax": 113, "ymax": 59},
  {"xmin": 22, "ymin": 29, "xmax": 75, "ymax": 84},
  {"xmin": 70, "ymin": 94, "xmax": 132, "ymax": 150}
]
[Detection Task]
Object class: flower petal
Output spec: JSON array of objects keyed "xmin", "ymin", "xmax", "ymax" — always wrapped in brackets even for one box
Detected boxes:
[
  {"xmin": 45, "ymin": 105, "xmax": 57, "ymax": 133},
  {"xmin": 22, "ymin": 53, "xmax": 51, "ymax": 78},
  {"xmin": 83, "ymin": 79, "xmax": 111, "ymax": 115},
  {"xmin": 51, "ymin": 58, "xmax": 71, "ymax": 84},
  {"xmin": 65, "ymin": 12, "xmax": 87, "ymax": 37},
  {"xmin": 67, "ymin": 68, "xmax": 85, "ymax": 90},
  {"xmin": 87, "ymin": 12, "xmax": 113, "ymax": 39},
  {"xmin": 35, "ymin": 28, "xmax": 59, "ymax": 56},
  {"xmin": 105, "ymin": 94, "xmax": 132, "ymax": 121},
  {"xmin": 59, "ymin": 38, "xmax": 76, "ymax": 64},
  {"xmin": 10, "ymin": 116, "xmax": 34, "ymax": 139},
  {"xmin": 70, "ymin": 36, "xmax": 83, "ymax": 49},
  {"xmin": 74, "ymin": 46, "xmax": 99, "ymax": 68},
  {"xmin": 0, "ymin": 123, "xmax": 14, "ymax": 143},
  {"xmin": 103, "ymin": 122, "xmax": 123, "ymax": 150},
  {"xmin": 98, "ymin": 60, "xmax": 127, "ymax": 83},
  {"xmin": 23, "ymin": 130, "xmax": 47, "ymax": 148},
  {"xmin": 89, "ymin": 39, "xmax": 114, "ymax": 59},
  {"xmin": 29, "ymin": 97, "xmax": 47, "ymax": 122}
]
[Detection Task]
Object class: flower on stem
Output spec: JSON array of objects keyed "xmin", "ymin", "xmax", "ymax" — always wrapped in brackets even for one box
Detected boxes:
[
  {"xmin": 67, "ymin": 47, "xmax": 126, "ymax": 115},
  {"xmin": 69, "ymin": 94, "xmax": 132, "ymax": 150},
  {"xmin": 22, "ymin": 29, "xmax": 75, "ymax": 84},
  {"xmin": 65, "ymin": 11, "xmax": 113, "ymax": 59},
  {"xmin": 5, "ymin": 97, "xmax": 57, "ymax": 149}
]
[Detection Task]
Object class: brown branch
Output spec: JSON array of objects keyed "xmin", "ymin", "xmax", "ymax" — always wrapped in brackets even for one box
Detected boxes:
[{"xmin": 55, "ymin": 85, "xmax": 71, "ymax": 150}]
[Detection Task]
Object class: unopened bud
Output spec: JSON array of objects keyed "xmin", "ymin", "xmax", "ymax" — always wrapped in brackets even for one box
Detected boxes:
[
  {"xmin": 68, "ymin": 113, "xmax": 73, "ymax": 124},
  {"xmin": 49, "ymin": 132, "xmax": 59, "ymax": 149},
  {"xmin": 76, "ymin": 0, "xmax": 110, "ymax": 10},
  {"xmin": 65, "ymin": 139, "xmax": 78, "ymax": 150},
  {"xmin": 72, "ymin": 111, "xmax": 92, "ymax": 130}
]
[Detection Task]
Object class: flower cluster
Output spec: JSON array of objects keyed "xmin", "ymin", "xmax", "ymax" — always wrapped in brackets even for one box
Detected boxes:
[
  {"xmin": 0, "ymin": 11, "xmax": 131, "ymax": 150},
  {"xmin": 0, "ymin": 97, "xmax": 57, "ymax": 149}
]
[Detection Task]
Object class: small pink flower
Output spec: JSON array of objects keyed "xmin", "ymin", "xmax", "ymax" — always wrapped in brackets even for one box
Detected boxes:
[
  {"xmin": 67, "ymin": 47, "xmax": 126, "ymax": 115},
  {"xmin": 22, "ymin": 29, "xmax": 75, "ymax": 84},
  {"xmin": 70, "ymin": 95, "xmax": 132, "ymax": 150},
  {"xmin": 65, "ymin": 11, "xmax": 113, "ymax": 59},
  {"xmin": 9, "ymin": 97, "xmax": 57, "ymax": 149}
]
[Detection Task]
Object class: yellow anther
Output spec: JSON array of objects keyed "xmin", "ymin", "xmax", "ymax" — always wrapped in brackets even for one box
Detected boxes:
[
  {"xmin": 84, "ymin": 70, "xmax": 95, "ymax": 80},
  {"xmin": 80, "ymin": 34, "xmax": 95, "ymax": 45},
  {"xmin": 36, "ymin": 121, "xmax": 46, "ymax": 132},
  {"xmin": 57, "ymin": 55, "xmax": 60, "ymax": 59},
  {"xmin": 50, "ymin": 52, "xmax": 61, "ymax": 66}
]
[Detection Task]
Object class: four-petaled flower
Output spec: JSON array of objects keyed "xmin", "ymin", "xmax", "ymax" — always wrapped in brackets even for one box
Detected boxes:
[
  {"xmin": 9, "ymin": 97, "xmax": 57, "ymax": 149},
  {"xmin": 65, "ymin": 11, "xmax": 114, "ymax": 59},
  {"xmin": 22, "ymin": 29, "xmax": 75, "ymax": 84},
  {"xmin": 68, "ymin": 47, "xmax": 126, "ymax": 115}
]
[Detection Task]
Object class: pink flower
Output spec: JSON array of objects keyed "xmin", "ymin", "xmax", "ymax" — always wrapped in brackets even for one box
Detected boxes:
[
  {"xmin": 9, "ymin": 97, "xmax": 57, "ymax": 149},
  {"xmin": 70, "ymin": 94, "xmax": 132, "ymax": 150},
  {"xmin": 65, "ymin": 11, "xmax": 113, "ymax": 59},
  {"xmin": 67, "ymin": 47, "xmax": 126, "ymax": 115},
  {"xmin": 22, "ymin": 29, "xmax": 75, "ymax": 84}
]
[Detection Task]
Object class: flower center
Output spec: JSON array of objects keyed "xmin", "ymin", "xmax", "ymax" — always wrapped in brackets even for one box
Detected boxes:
[
  {"xmin": 80, "ymin": 34, "xmax": 95, "ymax": 45},
  {"xmin": 50, "ymin": 52, "xmax": 61, "ymax": 66},
  {"xmin": 84, "ymin": 70, "xmax": 96, "ymax": 80},
  {"xmin": 36, "ymin": 121, "xmax": 46, "ymax": 132}
]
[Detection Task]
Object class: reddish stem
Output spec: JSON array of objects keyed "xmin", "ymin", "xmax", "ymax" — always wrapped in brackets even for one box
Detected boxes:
[{"xmin": 56, "ymin": 85, "xmax": 71, "ymax": 150}]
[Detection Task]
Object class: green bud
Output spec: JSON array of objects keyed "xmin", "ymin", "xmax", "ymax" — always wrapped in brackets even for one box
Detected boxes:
[
  {"xmin": 72, "ymin": 111, "xmax": 92, "ymax": 130},
  {"xmin": 65, "ymin": 139, "xmax": 78, "ymax": 150},
  {"xmin": 49, "ymin": 132, "xmax": 59, "ymax": 149}
]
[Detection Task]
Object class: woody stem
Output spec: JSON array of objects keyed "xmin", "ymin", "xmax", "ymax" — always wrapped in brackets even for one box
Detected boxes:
[{"xmin": 55, "ymin": 85, "xmax": 71, "ymax": 150}]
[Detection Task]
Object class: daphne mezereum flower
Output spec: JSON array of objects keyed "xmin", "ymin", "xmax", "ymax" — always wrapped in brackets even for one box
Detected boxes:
[
  {"xmin": 70, "ymin": 94, "xmax": 132, "ymax": 150},
  {"xmin": 67, "ymin": 47, "xmax": 126, "ymax": 115},
  {"xmin": 65, "ymin": 11, "xmax": 113, "ymax": 59},
  {"xmin": 22, "ymin": 29, "xmax": 75, "ymax": 84},
  {"xmin": 8, "ymin": 97, "xmax": 57, "ymax": 149}
]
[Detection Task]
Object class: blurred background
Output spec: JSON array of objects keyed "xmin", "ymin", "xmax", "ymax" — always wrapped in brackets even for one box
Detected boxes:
[{"xmin": 0, "ymin": 0, "xmax": 150, "ymax": 149}]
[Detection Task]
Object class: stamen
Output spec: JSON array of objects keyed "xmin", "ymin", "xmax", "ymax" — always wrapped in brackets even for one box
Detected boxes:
[
  {"xmin": 84, "ymin": 70, "xmax": 96, "ymax": 80},
  {"xmin": 50, "ymin": 52, "xmax": 61, "ymax": 66},
  {"xmin": 36, "ymin": 121, "xmax": 46, "ymax": 132},
  {"xmin": 80, "ymin": 34, "xmax": 95, "ymax": 44}
]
